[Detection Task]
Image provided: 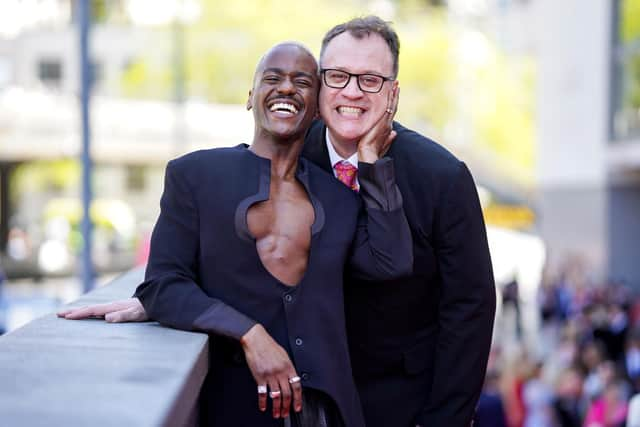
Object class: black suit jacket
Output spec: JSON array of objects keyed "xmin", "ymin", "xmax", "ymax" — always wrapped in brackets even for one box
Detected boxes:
[
  {"xmin": 134, "ymin": 145, "xmax": 413, "ymax": 427},
  {"xmin": 303, "ymin": 121, "xmax": 496, "ymax": 427}
]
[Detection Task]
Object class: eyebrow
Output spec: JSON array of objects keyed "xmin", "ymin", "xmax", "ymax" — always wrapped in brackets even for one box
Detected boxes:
[{"xmin": 262, "ymin": 67, "xmax": 316, "ymax": 79}]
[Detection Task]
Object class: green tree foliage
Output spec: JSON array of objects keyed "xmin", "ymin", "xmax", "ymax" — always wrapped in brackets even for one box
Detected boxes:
[
  {"xmin": 621, "ymin": 0, "xmax": 640, "ymax": 112},
  {"xmin": 471, "ymin": 51, "xmax": 535, "ymax": 174},
  {"xmin": 11, "ymin": 160, "xmax": 79, "ymax": 204},
  {"xmin": 621, "ymin": 0, "xmax": 640, "ymax": 42},
  {"xmin": 122, "ymin": 54, "xmax": 174, "ymax": 99},
  {"xmin": 398, "ymin": 12, "xmax": 456, "ymax": 131},
  {"xmin": 628, "ymin": 55, "xmax": 640, "ymax": 110},
  {"xmin": 396, "ymin": 8, "xmax": 535, "ymax": 175},
  {"xmin": 183, "ymin": 0, "xmax": 360, "ymax": 103},
  {"xmin": 119, "ymin": 0, "xmax": 535, "ymax": 177}
]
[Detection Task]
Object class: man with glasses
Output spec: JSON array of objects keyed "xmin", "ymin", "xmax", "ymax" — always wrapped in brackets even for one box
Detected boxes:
[
  {"xmin": 59, "ymin": 16, "xmax": 496, "ymax": 427},
  {"xmin": 302, "ymin": 17, "xmax": 496, "ymax": 427},
  {"xmin": 61, "ymin": 41, "xmax": 415, "ymax": 427}
]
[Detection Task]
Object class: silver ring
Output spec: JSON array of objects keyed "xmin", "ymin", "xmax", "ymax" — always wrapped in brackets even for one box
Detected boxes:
[
  {"xmin": 269, "ymin": 390, "xmax": 281, "ymax": 398},
  {"xmin": 257, "ymin": 385, "xmax": 267, "ymax": 394},
  {"xmin": 288, "ymin": 376, "xmax": 301, "ymax": 384}
]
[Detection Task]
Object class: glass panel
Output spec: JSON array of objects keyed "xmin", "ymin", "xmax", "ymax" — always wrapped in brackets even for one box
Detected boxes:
[{"xmin": 37, "ymin": 59, "xmax": 62, "ymax": 86}]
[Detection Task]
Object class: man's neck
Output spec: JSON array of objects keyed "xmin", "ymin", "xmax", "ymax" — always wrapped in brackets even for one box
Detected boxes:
[
  {"xmin": 250, "ymin": 135, "xmax": 304, "ymax": 180},
  {"xmin": 327, "ymin": 129, "xmax": 357, "ymax": 159}
]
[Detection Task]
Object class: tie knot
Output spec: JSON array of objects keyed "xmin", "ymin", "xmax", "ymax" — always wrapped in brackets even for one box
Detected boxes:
[
  {"xmin": 334, "ymin": 161, "xmax": 358, "ymax": 191},
  {"xmin": 334, "ymin": 160, "xmax": 357, "ymax": 174}
]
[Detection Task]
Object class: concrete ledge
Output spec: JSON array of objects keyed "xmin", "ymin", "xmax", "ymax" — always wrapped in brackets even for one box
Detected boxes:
[{"xmin": 0, "ymin": 268, "xmax": 209, "ymax": 427}]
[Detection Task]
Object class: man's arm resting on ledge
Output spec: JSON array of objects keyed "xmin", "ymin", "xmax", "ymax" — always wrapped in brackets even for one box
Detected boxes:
[{"xmin": 58, "ymin": 298, "xmax": 302, "ymax": 418}]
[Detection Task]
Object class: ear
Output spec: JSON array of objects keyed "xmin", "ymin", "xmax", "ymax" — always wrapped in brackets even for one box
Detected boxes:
[
  {"xmin": 314, "ymin": 83, "xmax": 321, "ymax": 119},
  {"xmin": 246, "ymin": 90, "xmax": 252, "ymax": 110}
]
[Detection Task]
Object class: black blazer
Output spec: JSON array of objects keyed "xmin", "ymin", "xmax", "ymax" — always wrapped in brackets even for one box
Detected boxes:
[
  {"xmin": 135, "ymin": 145, "xmax": 413, "ymax": 427},
  {"xmin": 303, "ymin": 120, "xmax": 496, "ymax": 427}
]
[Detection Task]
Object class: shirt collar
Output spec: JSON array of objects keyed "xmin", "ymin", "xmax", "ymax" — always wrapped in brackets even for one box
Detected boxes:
[{"xmin": 326, "ymin": 128, "xmax": 358, "ymax": 169}]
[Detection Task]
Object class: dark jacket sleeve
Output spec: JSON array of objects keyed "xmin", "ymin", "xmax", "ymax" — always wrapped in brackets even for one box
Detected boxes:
[
  {"xmin": 347, "ymin": 157, "xmax": 414, "ymax": 280},
  {"xmin": 134, "ymin": 160, "xmax": 256, "ymax": 340},
  {"xmin": 416, "ymin": 162, "xmax": 496, "ymax": 427}
]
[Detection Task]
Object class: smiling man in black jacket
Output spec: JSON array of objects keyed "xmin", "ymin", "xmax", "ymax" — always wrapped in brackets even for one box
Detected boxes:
[
  {"xmin": 300, "ymin": 17, "xmax": 496, "ymax": 427},
  {"xmin": 59, "ymin": 16, "xmax": 496, "ymax": 427}
]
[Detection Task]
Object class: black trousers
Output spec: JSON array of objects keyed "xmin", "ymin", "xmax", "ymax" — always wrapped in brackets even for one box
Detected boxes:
[
  {"xmin": 284, "ymin": 388, "xmax": 345, "ymax": 427},
  {"xmin": 200, "ymin": 349, "xmax": 347, "ymax": 427}
]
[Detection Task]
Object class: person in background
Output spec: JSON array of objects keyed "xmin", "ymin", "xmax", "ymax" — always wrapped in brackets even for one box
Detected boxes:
[
  {"xmin": 584, "ymin": 380, "xmax": 628, "ymax": 427},
  {"xmin": 552, "ymin": 367, "xmax": 585, "ymax": 427},
  {"xmin": 626, "ymin": 392, "xmax": 640, "ymax": 427},
  {"xmin": 474, "ymin": 369, "xmax": 508, "ymax": 427}
]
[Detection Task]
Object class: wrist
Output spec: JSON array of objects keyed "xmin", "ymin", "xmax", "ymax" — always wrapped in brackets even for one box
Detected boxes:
[
  {"xmin": 240, "ymin": 323, "xmax": 262, "ymax": 348},
  {"xmin": 358, "ymin": 149, "xmax": 379, "ymax": 164}
]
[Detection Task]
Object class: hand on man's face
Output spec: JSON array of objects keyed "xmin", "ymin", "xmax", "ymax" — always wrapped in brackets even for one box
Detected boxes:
[{"xmin": 357, "ymin": 82, "xmax": 399, "ymax": 163}]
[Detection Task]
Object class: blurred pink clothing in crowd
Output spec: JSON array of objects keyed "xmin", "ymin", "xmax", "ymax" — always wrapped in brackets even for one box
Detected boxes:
[{"xmin": 583, "ymin": 383, "xmax": 628, "ymax": 427}]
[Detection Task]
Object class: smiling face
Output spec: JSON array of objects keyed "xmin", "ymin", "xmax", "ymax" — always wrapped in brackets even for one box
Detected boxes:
[
  {"xmin": 247, "ymin": 43, "xmax": 319, "ymax": 144},
  {"xmin": 319, "ymin": 32, "xmax": 395, "ymax": 149}
]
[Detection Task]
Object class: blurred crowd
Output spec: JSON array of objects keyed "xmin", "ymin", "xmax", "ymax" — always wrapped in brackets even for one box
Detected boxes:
[{"xmin": 476, "ymin": 259, "xmax": 640, "ymax": 427}]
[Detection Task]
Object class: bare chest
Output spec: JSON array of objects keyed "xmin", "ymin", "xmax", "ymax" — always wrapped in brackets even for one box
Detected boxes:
[{"xmin": 246, "ymin": 179, "xmax": 315, "ymax": 285}]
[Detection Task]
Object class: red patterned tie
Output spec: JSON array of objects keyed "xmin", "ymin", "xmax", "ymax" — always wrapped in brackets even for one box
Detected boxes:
[{"xmin": 334, "ymin": 161, "xmax": 358, "ymax": 192}]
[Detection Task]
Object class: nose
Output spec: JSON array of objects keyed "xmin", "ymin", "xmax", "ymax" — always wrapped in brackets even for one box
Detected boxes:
[
  {"xmin": 277, "ymin": 77, "xmax": 296, "ymax": 94},
  {"xmin": 341, "ymin": 75, "xmax": 363, "ymax": 99}
]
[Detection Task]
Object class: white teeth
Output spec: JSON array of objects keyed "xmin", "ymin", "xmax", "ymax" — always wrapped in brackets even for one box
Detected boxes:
[
  {"xmin": 269, "ymin": 103, "xmax": 298, "ymax": 114},
  {"xmin": 338, "ymin": 106, "xmax": 363, "ymax": 115}
]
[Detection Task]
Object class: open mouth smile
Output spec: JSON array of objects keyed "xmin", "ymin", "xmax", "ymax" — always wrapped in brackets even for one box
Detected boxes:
[
  {"xmin": 268, "ymin": 101, "xmax": 300, "ymax": 115},
  {"xmin": 337, "ymin": 106, "xmax": 365, "ymax": 116}
]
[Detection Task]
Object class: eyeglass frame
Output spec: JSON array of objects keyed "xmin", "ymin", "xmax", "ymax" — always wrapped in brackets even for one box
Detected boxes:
[{"xmin": 320, "ymin": 68, "xmax": 394, "ymax": 94}]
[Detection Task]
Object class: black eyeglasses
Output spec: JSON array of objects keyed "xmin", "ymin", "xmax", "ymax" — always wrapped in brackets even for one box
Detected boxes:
[{"xmin": 320, "ymin": 68, "xmax": 394, "ymax": 93}]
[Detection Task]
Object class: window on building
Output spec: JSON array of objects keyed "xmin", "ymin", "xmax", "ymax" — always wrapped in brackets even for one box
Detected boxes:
[
  {"xmin": 126, "ymin": 166, "xmax": 146, "ymax": 191},
  {"xmin": 613, "ymin": 0, "xmax": 640, "ymax": 141},
  {"xmin": 37, "ymin": 59, "xmax": 62, "ymax": 86}
]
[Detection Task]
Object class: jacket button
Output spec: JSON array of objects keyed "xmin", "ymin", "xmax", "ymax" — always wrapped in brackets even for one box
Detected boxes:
[
  {"xmin": 295, "ymin": 338, "xmax": 303, "ymax": 346},
  {"xmin": 301, "ymin": 372, "xmax": 309, "ymax": 381},
  {"xmin": 284, "ymin": 294, "xmax": 293, "ymax": 303}
]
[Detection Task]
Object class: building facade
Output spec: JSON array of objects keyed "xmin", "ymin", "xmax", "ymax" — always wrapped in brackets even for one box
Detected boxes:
[{"xmin": 535, "ymin": 0, "xmax": 640, "ymax": 287}]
